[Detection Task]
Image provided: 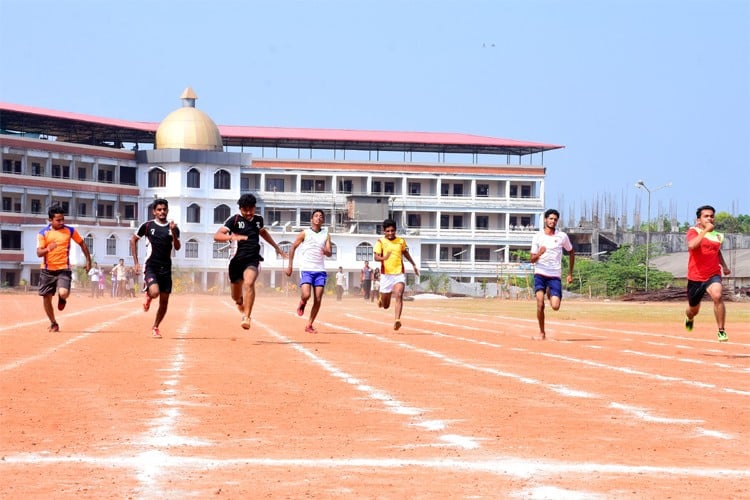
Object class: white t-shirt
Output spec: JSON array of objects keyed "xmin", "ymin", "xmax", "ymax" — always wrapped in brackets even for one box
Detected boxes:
[
  {"xmin": 297, "ymin": 228, "xmax": 328, "ymax": 272},
  {"xmin": 530, "ymin": 229, "xmax": 572, "ymax": 278}
]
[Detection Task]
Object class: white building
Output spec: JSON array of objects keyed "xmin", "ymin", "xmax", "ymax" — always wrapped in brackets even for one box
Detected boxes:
[{"xmin": 0, "ymin": 88, "xmax": 563, "ymax": 292}]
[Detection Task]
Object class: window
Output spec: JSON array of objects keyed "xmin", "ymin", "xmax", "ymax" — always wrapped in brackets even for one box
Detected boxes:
[
  {"xmin": 338, "ymin": 179, "xmax": 353, "ymax": 193},
  {"xmin": 148, "ymin": 168, "xmax": 166, "ymax": 187},
  {"xmin": 301, "ymin": 179, "xmax": 314, "ymax": 192},
  {"xmin": 187, "ymin": 168, "xmax": 201, "ymax": 188},
  {"xmin": 314, "ymin": 179, "xmax": 325, "ymax": 192},
  {"xmin": 521, "ymin": 185, "xmax": 531, "ymax": 198},
  {"xmin": 476, "ymin": 215, "xmax": 489, "ymax": 230},
  {"xmin": 2, "ymin": 197, "xmax": 11, "ymax": 211},
  {"xmin": 62, "ymin": 165, "xmax": 71, "ymax": 179},
  {"xmin": 440, "ymin": 214, "xmax": 450, "ymax": 229},
  {"xmin": 475, "ymin": 248, "xmax": 490, "ymax": 261},
  {"xmin": 106, "ymin": 235, "xmax": 117, "ymax": 256},
  {"xmin": 453, "ymin": 184, "xmax": 463, "ymax": 196},
  {"xmin": 266, "ymin": 178, "xmax": 284, "ymax": 192},
  {"xmin": 300, "ymin": 211, "xmax": 311, "ymax": 224},
  {"xmin": 98, "ymin": 169, "xmax": 114, "ymax": 183},
  {"xmin": 123, "ymin": 204, "xmax": 136, "ymax": 220},
  {"xmin": 84, "ymin": 234, "xmax": 94, "ymax": 252},
  {"xmin": 371, "ymin": 180, "xmax": 382, "ymax": 193},
  {"xmin": 407, "ymin": 214, "xmax": 421, "ymax": 227},
  {"xmin": 441, "ymin": 183, "xmax": 449, "ymax": 196},
  {"xmin": 214, "ymin": 169, "xmax": 231, "ymax": 189},
  {"xmin": 31, "ymin": 162, "xmax": 42, "ymax": 176},
  {"xmin": 78, "ymin": 203, "xmax": 87, "ymax": 216},
  {"xmin": 78, "ymin": 167, "xmax": 88, "ymax": 181},
  {"xmin": 241, "ymin": 177, "xmax": 250, "ymax": 191},
  {"xmin": 328, "ymin": 242, "xmax": 337, "ymax": 260},
  {"xmin": 476, "ymin": 184, "xmax": 489, "ymax": 197},
  {"xmin": 509, "ymin": 185, "xmax": 518, "ymax": 197},
  {"xmin": 185, "ymin": 239, "xmax": 199, "ymax": 259},
  {"xmin": 60, "ymin": 201, "xmax": 70, "ymax": 214},
  {"xmin": 52, "ymin": 164, "xmax": 62, "ymax": 178},
  {"xmin": 31, "ymin": 199, "xmax": 41, "ymax": 214},
  {"xmin": 356, "ymin": 242, "xmax": 373, "ymax": 261},
  {"xmin": 214, "ymin": 204, "xmax": 231, "ymax": 224},
  {"xmin": 120, "ymin": 166, "xmax": 137, "ymax": 185},
  {"xmin": 97, "ymin": 203, "xmax": 113, "ymax": 218},
  {"xmin": 2, "ymin": 160, "xmax": 11, "ymax": 173},
  {"xmin": 384, "ymin": 182, "xmax": 395, "ymax": 194},
  {"xmin": 453, "ymin": 215, "xmax": 463, "ymax": 229},
  {"xmin": 1, "ymin": 230, "xmax": 22, "ymax": 250},
  {"xmin": 213, "ymin": 241, "xmax": 231, "ymax": 259},
  {"xmin": 187, "ymin": 203, "xmax": 201, "ymax": 223},
  {"xmin": 408, "ymin": 182, "xmax": 421, "ymax": 195}
]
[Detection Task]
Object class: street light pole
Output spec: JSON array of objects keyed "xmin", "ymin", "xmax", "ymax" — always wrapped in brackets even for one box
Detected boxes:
[{"xmin": 635, "ymin": 180, "xmax": 672, "ymax": 292}]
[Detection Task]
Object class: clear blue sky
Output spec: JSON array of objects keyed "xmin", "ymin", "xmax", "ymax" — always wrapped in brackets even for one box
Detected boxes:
[{"xmin": 1, "ymin": 0, "xmax": 748, "ymax": 225}]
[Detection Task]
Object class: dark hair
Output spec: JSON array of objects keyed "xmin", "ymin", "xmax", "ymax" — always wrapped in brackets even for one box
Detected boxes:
[
  {"xmin": 152, "ymin": 198, "xmax": 169, "ymax": 210},
  {"xmin": 311, "ymin": 208, "xmax": 325, "ymax": 218},
  {"xmin": 48, "ymin": 204, "xmax": 66, "ymax": 219},
  {"xmin": 383, "ymin": 218, "xmax": 397, "ymax": 230},
  {"xmin": 544, "ymin": 209, "xmax": 560, "ymax": 219},
  {"xmin": 237, "ymin": 193, "xmax": 257, "ymax": 209},
  {"xmin": 696, "ymin": 205, "xmax": 715, "ymax": 218}
]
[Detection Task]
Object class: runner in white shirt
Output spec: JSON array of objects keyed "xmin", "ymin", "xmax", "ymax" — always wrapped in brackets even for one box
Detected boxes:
[{"xmin": 529, "ymin": 209, "xmax": 575, "ymax": 340}]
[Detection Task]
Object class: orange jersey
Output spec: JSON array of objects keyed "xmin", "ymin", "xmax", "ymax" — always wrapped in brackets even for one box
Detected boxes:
[
  {"xmin": 37, "ymin": 225, "xmax": 83, "ymax": 271},
  {"xmin": 374, "ymin": 236, "xmax": 408, "ymax": 275}
]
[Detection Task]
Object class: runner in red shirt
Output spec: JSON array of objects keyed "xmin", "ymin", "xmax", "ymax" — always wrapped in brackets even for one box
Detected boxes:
[{"xmin": 684, "ymin": 205, "xmax": 731, "ymax": 342}]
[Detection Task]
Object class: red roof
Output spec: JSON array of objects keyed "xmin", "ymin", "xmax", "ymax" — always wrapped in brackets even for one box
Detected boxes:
[{"xmin": 0, "ymin": 101, "xmax": 563, "ymax": 155}]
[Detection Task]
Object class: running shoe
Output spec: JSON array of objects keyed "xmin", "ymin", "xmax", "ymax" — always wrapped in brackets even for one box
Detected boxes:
[
  {"xmin": 152, "ymin": 327, "xmax": 162, "ymax": 339},
  {"xmin": 304, "ymin": 324, "xmax": 317, "ymax": 334},
  {"xmin": 393, "ymin": 320, "xmax": 402, "ymax": 331},
  {"xmin": 48, "ymin": 322, "xmax": 59, "ymax": 333},
  {"xmin": 57, "ymin": 297, "xmax": 67, "ymax": 311},
  {"xmin": 241, "ymin": 316, "xmax": 251, "ymax": 330},
  {"xmin": 684, "ymin": 316, "xmax": 694, "ymax": 332},
  {"xmin": 297, "ymin": 301, "xmax": 306, "ymax": 317},
  {"xmin": 143, "ymin": 293, "xmax": 152, "ymax": 312},
  {"xmin": 718, "ymin": 330, "xmax": 728, "ymax": 342}
]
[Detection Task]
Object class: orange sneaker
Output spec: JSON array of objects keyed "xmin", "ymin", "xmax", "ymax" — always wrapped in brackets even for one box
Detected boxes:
[{"xmin": 304, "ymin": 324, "xmax": 317, "ymax": 334}]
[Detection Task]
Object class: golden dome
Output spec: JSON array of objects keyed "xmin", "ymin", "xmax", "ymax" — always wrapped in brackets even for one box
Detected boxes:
[{"xmin": 155, "ymin": 88, "xmax": 223, "ymax": 151}]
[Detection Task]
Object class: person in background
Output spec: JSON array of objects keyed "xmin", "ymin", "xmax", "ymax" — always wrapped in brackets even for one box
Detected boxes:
[
  {"xmin": 130, "ymin": 198, "xmax": 181, "ymax": 339},
  {"xmin": 529, "ymin": 208, "xmax": 575, "ymax": 340},
  {"xmin": 36, "ymin": 204, "xmax": 92, "ymax": 332},
  {"xmin": 371, "ymin": 267, "xmax": 380, "ymax": 303},
  {"xmin": 684, "ymin": 204, "xmax": 731, "ymax": 342},
  {"xmin": 214, "ymin": 193, "xmax": 286, "ymax": 330},
  {"xmin": 88, "ymin": 262, "xmax": 101, "ymax": 298},
  {"xmin": 360, "ymin": 260, "xmax": 373, "ymax": 300},
  {"xmin": 374, "ymin": 218, "xmax": 419, "ymax": 331},
  {"xmin": 286, "ymin": 209, "xmax": 332, "ymax": 333},
  {"xmin": 335, "ymin": 266, "xmax": 347, "ymax": 301}
]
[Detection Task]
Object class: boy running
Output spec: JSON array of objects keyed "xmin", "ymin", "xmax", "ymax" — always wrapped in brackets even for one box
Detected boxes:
[
  {"xmin": 214, "ymin": 193, "xmax": 286, "ymax": 330},
  {"xmin": 374, "ymin": 218, "xmax": 419, "ymax": 331},
  {"xmin": 286, "ymin": 209, "xmax": 332, "ymax": 333},
  {"xmin": 37, "ymin": 205, "xmax": 92, "ymax": 332}
]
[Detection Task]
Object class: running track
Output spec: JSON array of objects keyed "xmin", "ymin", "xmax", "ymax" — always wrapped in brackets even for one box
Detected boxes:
[{"xmin": 1, "ymin": 293, "xmax": 748, "ymax": 498}]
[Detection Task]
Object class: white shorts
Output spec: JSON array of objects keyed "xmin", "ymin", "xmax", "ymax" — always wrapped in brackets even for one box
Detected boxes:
[{"xmin": 378, "ymin": 273, "xmax": 406, "ymax": 294}]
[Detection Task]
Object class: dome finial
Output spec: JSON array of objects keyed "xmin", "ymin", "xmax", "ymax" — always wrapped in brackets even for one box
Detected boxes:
[{"xmin": 180, "ymin": 87, "xmax": 198, "ymax": 108}]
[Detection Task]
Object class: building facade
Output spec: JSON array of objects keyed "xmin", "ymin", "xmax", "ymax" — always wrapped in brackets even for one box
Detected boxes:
[{"xmin": 0, "ymin": 89, "xmax": 563, "ymax": 291}]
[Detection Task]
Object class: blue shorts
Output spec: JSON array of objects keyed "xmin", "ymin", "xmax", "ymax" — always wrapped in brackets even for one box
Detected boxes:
[
  {"xmin": 300, "ymin": 271, "xmax": 328, "ymax": 288},
  {"xmin": 534, "ymin": 274, "xmax": 562, "ymax": 298}
]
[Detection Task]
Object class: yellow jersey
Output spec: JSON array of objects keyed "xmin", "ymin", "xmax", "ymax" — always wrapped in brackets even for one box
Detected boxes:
[{"xmin": 374, "ymin": 236, "xmax": 408, "ymax": 275}]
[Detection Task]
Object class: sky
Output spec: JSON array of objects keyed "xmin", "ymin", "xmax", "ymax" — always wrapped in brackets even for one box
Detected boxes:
[{"xmin": 1, "ymin": 0, "xmax": 748, "ymax": 225}]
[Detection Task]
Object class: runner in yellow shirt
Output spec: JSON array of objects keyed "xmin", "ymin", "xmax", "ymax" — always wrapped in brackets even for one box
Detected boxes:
[{"xmin": 373, "ymin": 218, "xmax": 419, "ymax": 331}]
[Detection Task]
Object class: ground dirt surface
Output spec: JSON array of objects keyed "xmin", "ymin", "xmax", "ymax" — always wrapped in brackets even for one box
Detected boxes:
[{"xmin": 1, "ymin": 292, "xmax": 749, "ymax": 499}]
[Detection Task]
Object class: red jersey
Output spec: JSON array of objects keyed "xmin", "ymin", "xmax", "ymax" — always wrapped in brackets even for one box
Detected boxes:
[{"xmin": 686, "ymin": 227, "xmax": 723, "ymax": 281}]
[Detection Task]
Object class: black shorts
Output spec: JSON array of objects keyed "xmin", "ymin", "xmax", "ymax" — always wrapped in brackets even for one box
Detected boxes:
[
  {"xmin": 228, "ymin": 257, "xmax": 261, "ymax": 284},
  {"xmin": 144, "ymin": 265, "xmax": 173, "ymax": 294},
  {"xmin": 686, "ymin": 275, "xmax": 722, "ymax": 307},
  {"xmin": 38, "ymin": 269, "xmax": 72, "ymax": 296}
]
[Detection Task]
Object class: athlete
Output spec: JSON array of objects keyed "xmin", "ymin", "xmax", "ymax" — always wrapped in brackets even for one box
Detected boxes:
[
  {"xmin": 214, "ymin": 193, "xmax": 286, "ymax": 330},
  {"xmin": 374, "ymin": 218, "xmax": 419, "ymax": 331},
  {"xmin": 37, "ymin": 205, "xmax": 92, "ymax": 332},
  {"xmin": 286, "ymin": 209, "xmax": 332, "ymax": 333},
  {"xmin": 130, "ymin": 198, "xmax": 181, "ymax": 338},
  {"xmin": 684, "ymin": 204, "xmax": 731, "ymax": 342}
]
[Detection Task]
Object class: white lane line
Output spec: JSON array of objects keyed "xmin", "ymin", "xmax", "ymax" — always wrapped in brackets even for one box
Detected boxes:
[
  {"xmin": 343, "ymin": 313, "xmax": 736, "ymax": 440},
  {"xmin": 4, "ymin": 452, "xmax": 750, "ymax": 479},
  {"xmin": 0, "ymin": 300, "xmax": 140, "ymax": 333},
  {"xmin": 254, "ymin": 318, "xmax": 481, "ymax": 450},
  {"xmin": 0, "ymin": 308, "xmax": 143, "ymax": 372}
]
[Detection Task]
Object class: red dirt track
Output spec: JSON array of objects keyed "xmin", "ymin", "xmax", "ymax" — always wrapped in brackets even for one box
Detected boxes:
[{"xmin": 1, "ymin": 292, "xmax": 749, "ymax": 498}]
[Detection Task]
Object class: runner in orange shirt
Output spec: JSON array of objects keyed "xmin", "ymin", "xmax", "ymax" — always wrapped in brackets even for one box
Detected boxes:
[{"xmin": 36, "ymin": 205, "xmax": 92, "ymax": 332}]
